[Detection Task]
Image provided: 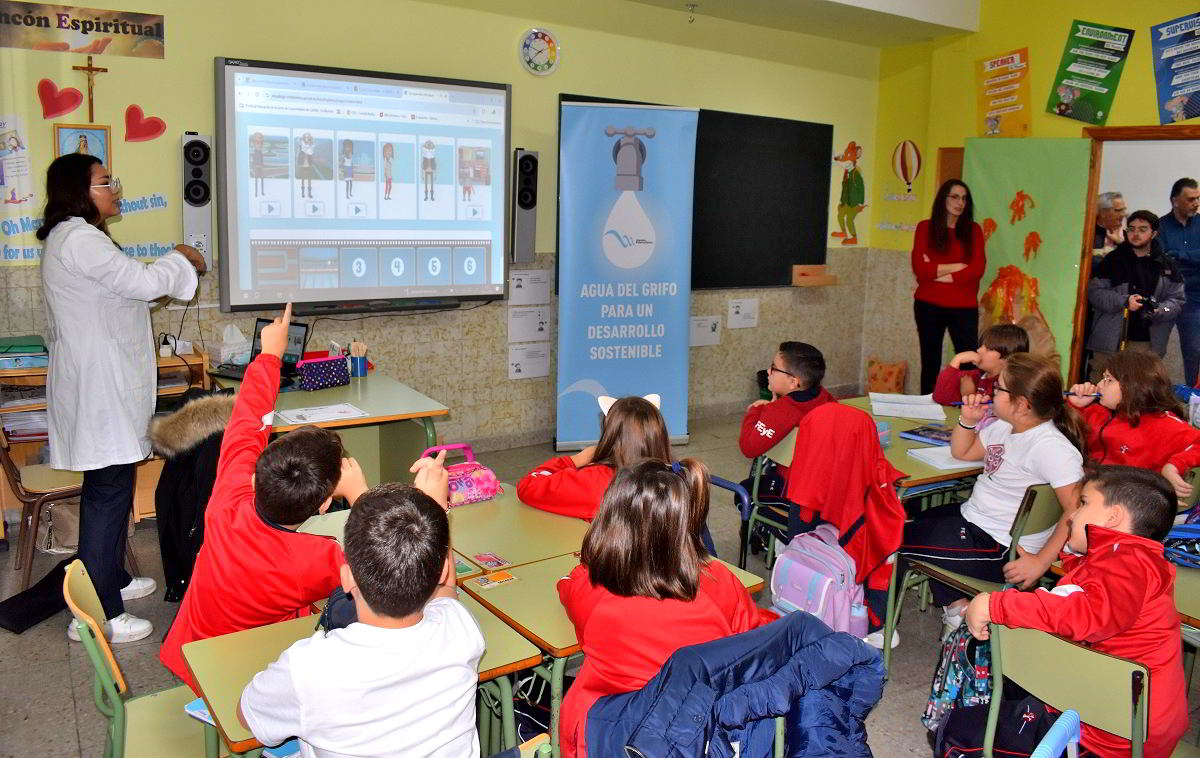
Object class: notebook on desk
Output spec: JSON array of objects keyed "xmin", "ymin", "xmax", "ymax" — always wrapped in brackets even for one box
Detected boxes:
[{"xmin": 210, "ymin": 319, "xmax": 309, "ymax": 384}]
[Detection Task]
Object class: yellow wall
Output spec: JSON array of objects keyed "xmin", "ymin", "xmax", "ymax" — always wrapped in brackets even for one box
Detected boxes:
[
  {"xmin": 870, "ymin": 41, "xmax": 933, "ymax": 251},
  {"xmin": 870, "ymin": 0, "xmax": 1198, "ymax": 251},
  {"xmin": 0, "ymin": 0, "xmax": 881, "ymax": 260}
]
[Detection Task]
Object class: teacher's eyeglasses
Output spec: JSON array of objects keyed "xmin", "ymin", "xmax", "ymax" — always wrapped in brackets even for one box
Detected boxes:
[{"xmin": 90, "ymin": 177, "xmax": 122, "ymax": 194}]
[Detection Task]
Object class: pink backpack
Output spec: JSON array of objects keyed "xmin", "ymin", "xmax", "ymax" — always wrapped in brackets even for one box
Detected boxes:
[
  {"xmin": 769, "ymin": 523, "xmax": 869, "ymax": 637},
  {"xmin": 421, "ymin": 444, "xmax": 502, "ymax": 507}
]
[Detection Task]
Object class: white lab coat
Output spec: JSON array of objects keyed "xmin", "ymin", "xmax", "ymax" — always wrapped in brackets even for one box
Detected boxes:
[{"xmin": 41, "ymin": 217, "xmax": 198, "ymax": 471}]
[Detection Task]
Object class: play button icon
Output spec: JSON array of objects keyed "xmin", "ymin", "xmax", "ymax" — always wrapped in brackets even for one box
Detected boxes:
[{"xmin": 349, "ymin": 203, "xmax": 366, "ymax": 217}]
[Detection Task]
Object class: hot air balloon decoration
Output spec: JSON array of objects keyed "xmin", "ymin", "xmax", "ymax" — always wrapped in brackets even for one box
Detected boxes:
[{"xmin": 891, "ymin": 140, "xmax": 922, "ymax": 193}]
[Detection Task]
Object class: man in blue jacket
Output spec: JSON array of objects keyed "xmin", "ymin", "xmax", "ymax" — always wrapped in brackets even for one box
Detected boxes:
[{"xmin": 1161, "ymin": 177, "xmax": 1200, "ymax": 384}]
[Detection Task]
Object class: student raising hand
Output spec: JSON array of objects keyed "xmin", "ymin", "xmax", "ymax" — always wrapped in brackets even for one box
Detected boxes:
[
  {"xmin": 411, "ymin": 450, "xmax": 449, "ymax": 508},
  {"xmin": 260, "ymin": 302, "xmax": 293, "ymax": 358}
]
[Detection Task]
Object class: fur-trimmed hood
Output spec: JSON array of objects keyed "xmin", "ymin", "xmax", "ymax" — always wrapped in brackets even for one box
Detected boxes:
[{"xmin": 149, "ymin": 394, "xmax": 235, "ymax": 458}]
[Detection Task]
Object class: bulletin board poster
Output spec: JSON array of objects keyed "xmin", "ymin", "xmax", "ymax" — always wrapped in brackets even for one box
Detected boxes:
[
  {"xmin": 0, "ymin": 2, "xmax": 165, "ymax": 58},
  {"xmin": 976, "ymin": 48, "xmax": 1032, "ymax": 137},
  {"xmin": 1150, "ymin": 12, "xmax": 1200, "ymax": 125},
  {"xmin": 556, "ymin": 103, "xmax": 698, "ymax": 448},
  {"xmin": 1045, "ymin": 20, "xmax": 1135, "ymax": 126}
]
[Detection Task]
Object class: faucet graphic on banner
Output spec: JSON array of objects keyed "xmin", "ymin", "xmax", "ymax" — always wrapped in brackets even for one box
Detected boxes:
[{"xmin": 602, "ymin": 126, "xmax": 656, "ymax": 269}]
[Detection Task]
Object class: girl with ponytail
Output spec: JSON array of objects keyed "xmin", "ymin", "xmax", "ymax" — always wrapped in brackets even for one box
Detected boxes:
[
  {"xmin": 556, "ymin": 459, "xmax": 776, "ymax": 757},
  {"xmin": 899, "ymin": 352, "xmax": 1085, "ymax": 640}
]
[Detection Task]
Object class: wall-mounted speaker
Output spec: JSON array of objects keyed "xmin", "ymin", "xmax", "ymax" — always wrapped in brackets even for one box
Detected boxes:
[
  {"xmin": 181, "ymin": 133, "xmax": 213, "ymax": 269},
  {"xmin": 510, "ymin": 148, "xmax": 538, "ymax": 264}
]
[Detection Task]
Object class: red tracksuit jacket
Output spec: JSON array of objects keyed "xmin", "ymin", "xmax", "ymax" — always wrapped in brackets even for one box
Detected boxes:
[
  {"xmin": 557, "ymin": 562, "xmax": 777, "ymax": 758},
  {"xmin": 989, "ymin": 526, "xmax": 1187, "ymax": 758},
  {"xmin": 738, "ymin": 387, "xmax": 834, "ymax": 481},
  {"xmin": 1080, "ymin": 403, "xmax": 1200, "ymax": 471},
  {"xmin": 516, "ymin": 457, "xmax": 615, "ymax": 520},
  {"xmin": 932, "ymin": 367, "xmax": 997, "ymax": 405},
  {"xmin": 159, "ymin": 354, "xmax": 344, "ymax": 692}
]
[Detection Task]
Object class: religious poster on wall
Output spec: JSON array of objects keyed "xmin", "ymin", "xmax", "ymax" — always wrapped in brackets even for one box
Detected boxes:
[
  {"xmin": 976, "ymin": 48, "xmax": 1032, "ymax": 137},
  {"xmin": 1045, "ymin": 20, "xmax": 1134, "ymax": 125},
  {"xmin": 1150, "ymin": 12, "xmax": 1200, "ymax": 125},
  {"xmin": 0, "ymin": 1, "xmax": 165, "ymax": 58}
]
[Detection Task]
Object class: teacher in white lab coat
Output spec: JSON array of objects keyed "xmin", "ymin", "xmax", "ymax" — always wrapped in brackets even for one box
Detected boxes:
[{"xmin": 36, "ymin": 154, "xmax": 205, "ymax": 643}]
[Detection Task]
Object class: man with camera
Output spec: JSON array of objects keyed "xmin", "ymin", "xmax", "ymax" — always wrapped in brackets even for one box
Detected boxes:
[{"xmin": 1086, "ymin": 210, "xmax": 1185, "ymax": 380}]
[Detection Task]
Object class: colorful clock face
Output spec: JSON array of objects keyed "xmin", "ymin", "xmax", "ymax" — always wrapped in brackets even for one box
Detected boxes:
[{"xmin": 520, "ymin": 28, "xmax": 560, "ymax": 76}]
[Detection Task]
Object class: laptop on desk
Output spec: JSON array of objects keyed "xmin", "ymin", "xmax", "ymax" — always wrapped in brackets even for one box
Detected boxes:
[{"xmin": 210, "ymin": 319, "xmax": 309, "ymax": 385}]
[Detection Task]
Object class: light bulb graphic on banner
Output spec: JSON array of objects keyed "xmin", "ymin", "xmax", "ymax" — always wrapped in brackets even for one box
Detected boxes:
[{"xmin": 602, "ymin": 126, "xmax": 656, "ymax": 268}]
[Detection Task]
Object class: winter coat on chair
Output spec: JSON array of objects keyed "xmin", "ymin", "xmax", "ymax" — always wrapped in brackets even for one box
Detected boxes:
[
  {"xmin": 149, "ymin": 392, "xmax": 233, "ymax": 601},
  {"xmin": 584, "ymin": 611, "xmax": 884, "ymax": 758},
  {"xmin": 785, "ymin": 402, "xmax": 908, "ymax": 599}
]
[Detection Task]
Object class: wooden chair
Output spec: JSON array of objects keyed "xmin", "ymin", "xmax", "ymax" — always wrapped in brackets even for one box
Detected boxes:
[
  {"xmin": 0, "ymin": 427, "xmax": 82, "ymax": 590},
  {"xmin": 985, "ymin": 623, "xmax": 1200, "ymax": 758},
  {"xmin": 882, "ymin": 483, "xmax": 1060, "ymax": 675},
  {"xmin": 63, "ymin": 559, "xmax": 215, "ymax": 758}
]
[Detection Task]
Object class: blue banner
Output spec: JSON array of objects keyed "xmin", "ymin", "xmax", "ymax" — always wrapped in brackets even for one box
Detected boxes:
[
  {"xmin": 556, "ymin": 104, "xmax": 698, "ymax": 448},
  {"xmin": 1151, "ymin": 12, "xmax": 1200, "ymax": 125}
]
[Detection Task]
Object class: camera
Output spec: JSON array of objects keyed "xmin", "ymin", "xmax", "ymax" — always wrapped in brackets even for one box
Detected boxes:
[{"xmin": 1140, "ymin": 296, "xmax": 1159, "ymax": 315}]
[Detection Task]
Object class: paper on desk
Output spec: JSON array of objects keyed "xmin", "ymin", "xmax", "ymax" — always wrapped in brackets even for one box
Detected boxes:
[
  {"xmin": 274, "ymin": 403, "xmax": 368, "ymax": 425},
  {"xmin": 869, "ymin": 392, "xmax": 946, "ymax": 421},
  {"xmin": 906, "ymin": 446, "xmax": 977, "ymax": 471}
]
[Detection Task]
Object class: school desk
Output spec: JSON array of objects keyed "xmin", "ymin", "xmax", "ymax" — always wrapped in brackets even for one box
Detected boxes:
[
  {"xmin": 762, "ymin": 397, "xmax": 982, "ymax": 491},
  {"xmin": 460, "ymin": 553, "xmax": 766, "ymax": 757},
  {"xmin": 211, "ymin": 372, "xmax": 447, "ymax": 488},
  {"xmin": 181, "ymin": 595, "xmax": 543, "ymax": 757},
  {"xmin": 297, "ymin": 484, "xmax": 591, "ymax": 571}
]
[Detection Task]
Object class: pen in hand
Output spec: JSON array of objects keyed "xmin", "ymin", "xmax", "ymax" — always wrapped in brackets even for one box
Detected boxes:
[{"xmin": 949, "ymin": 391, "xmax": 1100, "ymax": 406}]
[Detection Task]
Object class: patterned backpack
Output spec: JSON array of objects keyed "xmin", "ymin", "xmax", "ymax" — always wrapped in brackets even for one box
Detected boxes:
[{"xmin": 922, "ymin": 622, "xmax": 992, "ymax": 731}]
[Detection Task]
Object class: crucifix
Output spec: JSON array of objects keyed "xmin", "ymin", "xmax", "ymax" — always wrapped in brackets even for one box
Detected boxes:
[{"xmin": 71, "ymin": 55, "xmax": 108, "ymax": 123}]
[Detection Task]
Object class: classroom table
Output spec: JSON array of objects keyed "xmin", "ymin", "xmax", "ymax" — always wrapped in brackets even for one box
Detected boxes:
[
  {"xmin": 211, "ymin": 372, "xmax": 448, "ymax": 488},
  {"xmin": 762, "ymin": 397, "xmax": 982, "ymax": 491},
  {"xmin": 460, "ymin": 553, "xmax": 766, "ymax": 757},
  {"xmin": 181, "ymin": 595, "xmax": 543, "ymax": 757},
  {"xmin": 297, "ymin": 484, "xmax": 591, "ymax": 571}
]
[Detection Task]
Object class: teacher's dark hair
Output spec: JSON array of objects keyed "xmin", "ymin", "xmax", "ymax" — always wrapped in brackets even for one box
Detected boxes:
[
  {"xmin": 36, "ymin": 153, "xmax": 103, "ymax": 241},
  {"xmin": 928, "ymin": 179, "xmax": 975, "ymax": 258}
]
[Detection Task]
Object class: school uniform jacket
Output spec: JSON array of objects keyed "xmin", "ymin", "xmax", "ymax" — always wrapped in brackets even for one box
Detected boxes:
[
  {"xmin": 159, "ymin": 354, "xmax": 345, "ymax": 693},
  {"xmin": 557, "ymin": 562, "xmax": 777, "ymax": 758},
  {"xmin": 738, "ymin": 386, "xmax": 834, "ymax": 481},
  {"xmin": 989, "ymin": 526, "xmax": 1187, "ymax": 758},
  {"xmin": 1080, "ymin": 403, "xmax": 1200, "ymax": 472},
  {"xmin": 932, "ymin": 367, "xmax": 997, "ymax": 405},
  {"xmin": 516, "ymin": 457, "xmax": 615, "ymax": 520}
]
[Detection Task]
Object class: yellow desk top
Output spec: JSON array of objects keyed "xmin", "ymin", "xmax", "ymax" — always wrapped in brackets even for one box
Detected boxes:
[
  {"xmin": 461, "ymin": 554, "xmax": 766, "ymax": 659},
  {"xmin": 762, "ymin": 396, "xmax": 981, "ymax": 488},
  {"xmin": 182, "ymin": 594, "xmax": 543, "ymax": 752},
  {"xmin": 212, "ymin": 372, "xmax": 448, "ymax": 432},
  {"xmin": 298, "ymin": 486, "xmax": 589, "ymax": 571}
]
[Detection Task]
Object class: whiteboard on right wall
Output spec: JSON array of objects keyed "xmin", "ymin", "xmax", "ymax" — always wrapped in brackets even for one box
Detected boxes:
[{"xmin": 1098, "ymin": 140, "xmax": 1200, "ymax": 220}]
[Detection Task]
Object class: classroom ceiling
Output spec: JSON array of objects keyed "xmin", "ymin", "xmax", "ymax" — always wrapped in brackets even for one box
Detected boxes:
[{"xmin": 625, "ymin": 0, "xmax": 978, "ymax": 46}]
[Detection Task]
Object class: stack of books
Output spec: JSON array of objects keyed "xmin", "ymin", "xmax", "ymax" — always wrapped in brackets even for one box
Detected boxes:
[{"xmin": 3, "ymin": 411, "xmax": 48, "ymax": 442}]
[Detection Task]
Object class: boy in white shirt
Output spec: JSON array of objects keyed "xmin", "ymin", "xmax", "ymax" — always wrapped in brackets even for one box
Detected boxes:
[{"xmin": 238, "ymin": 471, "xmax": 485, "ymax": 758}]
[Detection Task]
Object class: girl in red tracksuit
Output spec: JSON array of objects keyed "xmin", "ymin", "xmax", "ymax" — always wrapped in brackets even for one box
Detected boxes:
[
  {"xmin": 557, "ymin": 459, "xmax": 777, "ymax": 758},
  {"xmin": 517, "ymin": 395, "xmax": 671, "ymax": 519},
  {"xmin": 1068, "ymin": 349, "xmax": 1200, "ymax": 499}
]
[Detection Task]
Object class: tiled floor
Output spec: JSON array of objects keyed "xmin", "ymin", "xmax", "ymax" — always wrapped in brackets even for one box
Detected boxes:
[{"xmin": 0, "ymin": 412, "xmax": 1196, "ymax": 757}]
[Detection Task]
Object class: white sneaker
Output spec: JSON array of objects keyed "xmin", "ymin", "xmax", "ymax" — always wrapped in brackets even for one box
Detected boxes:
[
  {"xmin": 862, "ymin": 629, "xmax": 900, "ymax": 650},
  {"xmin": 67, "ymin": 612, "xmax": 153, "ymax": 644},
  {"xmin": 120, "ymin": 576, "xmax": 157, "ymax": 601},
  {"xmin": 941, "ymin": 608, "xmax": 965, "ymax": 641}
]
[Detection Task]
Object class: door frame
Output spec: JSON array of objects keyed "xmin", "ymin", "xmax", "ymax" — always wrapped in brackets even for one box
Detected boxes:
[{"xmin": 1069, "ymin": 124, "xmax": 1200, "ymax": 381}]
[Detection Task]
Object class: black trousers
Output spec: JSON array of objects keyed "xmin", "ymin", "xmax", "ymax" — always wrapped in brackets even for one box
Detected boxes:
[
  {"xmin": 914, "ymin": 299, "xmax": 979, "ymax": 395},
  {"xmin": 898, "ymin": 504, "xmax": 1007, "ymax": 607},
  {"xmin": 79, "ymin": 463, "xmax": 135, "ymax": 618}
]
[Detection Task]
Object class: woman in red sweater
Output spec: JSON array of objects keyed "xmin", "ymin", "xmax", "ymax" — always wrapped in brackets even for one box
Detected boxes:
[
  {"xmin": 557, "ymin": 459, "xmax": 777, "ymax": 758},
  {"xmin": 1068, "ymin": 350, "xmax": 1200, "ymax": 498},
  {"xmin": 911, "ymin": 179, "xmax": 987, "ymax": 394},
  {"xmin": 516, "ymin": 394, "xmax": 670, "ymax": 519}
]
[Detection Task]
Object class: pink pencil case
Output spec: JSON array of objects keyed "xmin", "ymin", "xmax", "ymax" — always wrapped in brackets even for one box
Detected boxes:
[
  {"xmin": 422, "ymin": 443, "xmax": 502, "ymax": 507},
  {"xmin": 296, "ymin": 355, "xmax": 350, "ymax": 391}
]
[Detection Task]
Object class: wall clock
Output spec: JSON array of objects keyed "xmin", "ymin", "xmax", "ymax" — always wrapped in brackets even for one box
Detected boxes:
[{"xmin": 519, "ymin": 28, "xmax": 561, "ymax": 76}]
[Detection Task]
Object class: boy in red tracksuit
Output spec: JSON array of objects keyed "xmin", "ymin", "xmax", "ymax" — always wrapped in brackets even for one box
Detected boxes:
[
  {"xmin": 930, "ymin": 323, "xmax": 1029, "ymax": 405},
  {"xmin": 966, "ymin": 465, "xmax": 1188, "ymax": 758},
  {"xmin": 160, "ymin": 306, "xmax": 372, "ymax": 692}
]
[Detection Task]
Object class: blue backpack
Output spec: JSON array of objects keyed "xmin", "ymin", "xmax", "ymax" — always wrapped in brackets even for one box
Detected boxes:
[
  {"xmin": 923, "ymin": 622, "xmax": 992, "ymax": 731},
  {"xmin": 1164, "ymin": 523, "xmax": 1200, "ymax": 569}
]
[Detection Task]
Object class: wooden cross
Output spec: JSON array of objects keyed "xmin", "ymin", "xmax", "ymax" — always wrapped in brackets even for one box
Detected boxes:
[{"xmin": 71, "ymin": 55, "xmax": 108, "ymax": 123}]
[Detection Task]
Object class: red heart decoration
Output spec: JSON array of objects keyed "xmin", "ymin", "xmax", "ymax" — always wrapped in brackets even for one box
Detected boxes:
[
  {"xmin": 124, "ymin": 105, "xmax": 166, "ymax": 142},
  {"xmin": 37, "ymin": 79, "xmax": 83, "ymax": 119}
]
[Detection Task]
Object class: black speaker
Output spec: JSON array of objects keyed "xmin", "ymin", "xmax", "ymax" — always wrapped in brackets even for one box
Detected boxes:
[
  {"xmin": 181, "ymin": 134, "xmax": 213, "ymax": 267},
  {"xmin": 511, "ymin": 148, "xmax": 538, "ymax": 263}
]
